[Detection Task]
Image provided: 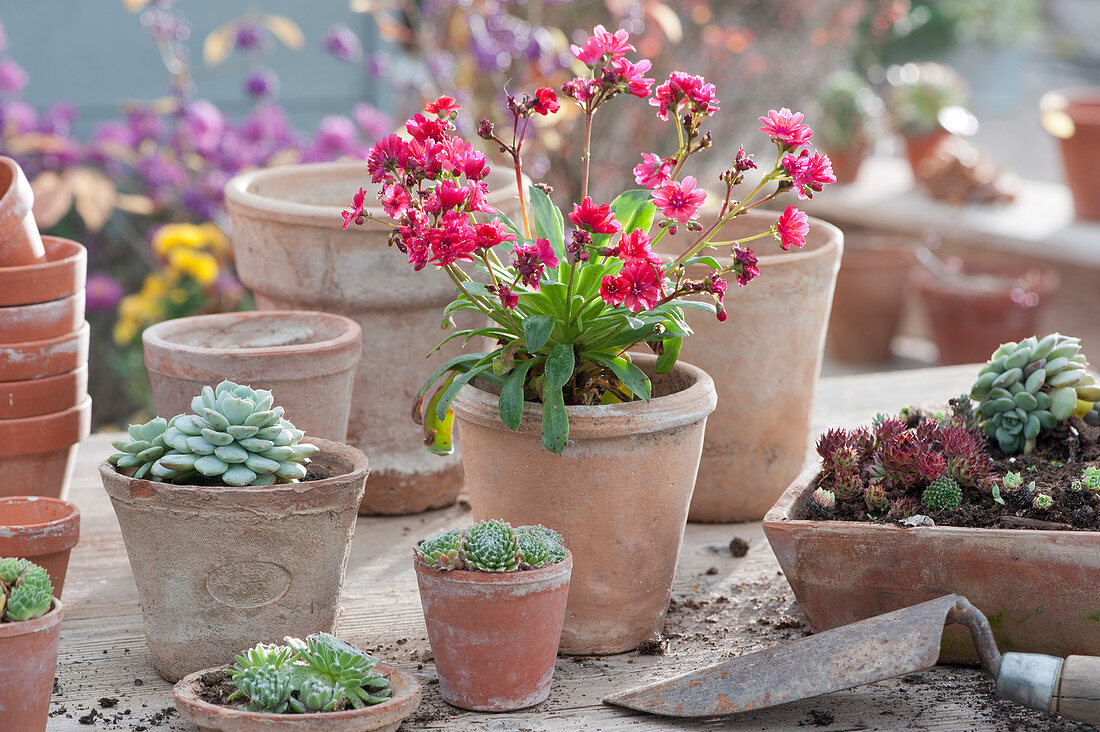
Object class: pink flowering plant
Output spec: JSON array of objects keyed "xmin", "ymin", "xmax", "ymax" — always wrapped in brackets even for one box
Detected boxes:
[{"xmin": 344, "ymin": 24, "xmax": 835, "ymax": 454}]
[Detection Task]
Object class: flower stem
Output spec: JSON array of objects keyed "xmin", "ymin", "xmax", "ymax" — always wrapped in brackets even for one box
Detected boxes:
[{"xmin": 581, "ymin": 109, "xmax": 594, "ymax": 200}]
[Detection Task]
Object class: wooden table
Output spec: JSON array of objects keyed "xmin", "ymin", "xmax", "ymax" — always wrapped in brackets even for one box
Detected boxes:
[{"xmin": 47, "ymin": 366, "xmax": 1091, "ymax": 731}]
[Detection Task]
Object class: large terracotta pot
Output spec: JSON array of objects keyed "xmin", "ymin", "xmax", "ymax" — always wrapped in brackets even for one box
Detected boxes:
[
  {"xmin": 655, "ymin": 210, "xmax": 842, "ymax": 523},
  {"xmin": 0, "ymin": 363, "xmax": 87, "ymax": 419},
  {"xmin": 827, "ymin": 235, "xmax": 916, "ymax": 363},
  {"xmin": 0, "ymin": 496, "xmax": 80, "ymax": 596},
  {"xmin": 0, "ymin": 156, "xmax": 45, "ymax": 266},
  {"xmin": 902, "ymin": 130, "xmax": 951, "ymax": 179},
  {"xmin": 0, "ymin": 599, "xmax": 62, "ymax": 732},
  {"xmin": 764, "ymin": 469, "xmax": 1100, "ymax": 663},
  {"xmin": 911, "ymin": 257, "xmax": 1060, "ymax": 366},
  {"xmin": 453, "ymin": 354, "xmax": 716, "ymax": 655},
  {"xmin": 415, "ymin": 555, "xmax": 572, "ymax": 711},
  {"xmin": 1041, "ymin": 88, "xmax": 1100, "ymax": 221},
  {"xmin": 100, "ymin": 437, "xmax": 369, "ymax": 681},
  {"xmin": 0, "ymin": 396, "xmax": 91, "ymax": 500},
  {"xmin": 226, "ymin": 163, "xmax": 523, "ymax": 516},
  {"xmin": 143, "ymin": 311, "xmax": 362, "ymax": 443},
  {"xmin": 173, "ymin": 662, "xmax": 422, "ymax": 732}
]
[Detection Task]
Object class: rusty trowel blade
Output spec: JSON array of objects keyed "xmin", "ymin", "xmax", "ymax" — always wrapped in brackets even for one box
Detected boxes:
[{"xmin": 604, "ymin": 594, "xmax": 971, "ymax": 718}]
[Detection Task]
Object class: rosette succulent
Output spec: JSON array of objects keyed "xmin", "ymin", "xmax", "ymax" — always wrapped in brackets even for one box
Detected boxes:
[
  {"xmin": 0, "ymin": 557, "xmax": 53, "ymax": 622},
  {"xmin": 415, "ymin": 528, "xmax": 463, "ymax": 570},
  {"xmin": 922, "ymin": 476, "xmax": 962, "ymax": 512},
  {"xmin": 108, "ymin": 417, "xmax": 170, "ymax": 480},
  {"xmin": 415, "ymin": 519, "xmax": 568, "ymax": 572},
  {"xmin": 971, "ymin": 334, "xmax": 1100, "ymax": 454},
  {"xmin": 462, "ymin": 519, "xmax": 522, "ymax": 572},
  {"xmin": 516, "ymin": 525, "xmax": 568, "ymax": 569}
]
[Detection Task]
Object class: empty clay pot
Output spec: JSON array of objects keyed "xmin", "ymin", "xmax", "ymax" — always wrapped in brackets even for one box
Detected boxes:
[
  {"xmin": 0, "ymin": 363, "xmax": 87, "ymax": 419},
  {"xmin": 0, "ymin": 291, "xmax": 85, "ymax": 344},
  {"xmin": 0, "ymin": 396, "xmax": 91, "ymax": 500},
  {"xmin": 1041, "ymin": 88, "xmax": 1100, "ymax": 221},
  {"xmin": 0, "ymin": 599, "xmax": 62, "ymax": 732},
  {"xmin": 0, "ymin": 237, "xmax": 86, "ymax": 307},
  {"xmin": 100, "ymin": 437, "xmax": 369, "ymax": 681},
  {"xmin": 902, "ymin": 130, "xmax": 951, "ymax": 178},
  {"xmin": 173, "ymin": 662, "xmax": 422, "ymax": 731},
  {"xmin": 0, "ymin": 321, "xmax": 89, "ymax": 382},
  {"xmin": 0, "ymin": 156, "xmax": 45, "ymax": 267},
  {"xmin": 454, "ymin": 355, "xmax": 715, "ymax": 655},
  {"xmin": 415, "ymin": 555, "xmax": 571, "ymax": 711},
  {"xmin": 225, "ymin": 162, "xmax": 524, "ymax": 515},
  {"xmin": 0, "ymin": 496, "xmax": 80, "ymax": 596},
  {"xmin": 143, "ymin": 311, "xmax": 362, "ymax": 443}
]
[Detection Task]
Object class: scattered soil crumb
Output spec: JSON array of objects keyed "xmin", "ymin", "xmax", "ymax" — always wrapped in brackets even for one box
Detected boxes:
[
  {"xmin": 799, "ymin": 709, "xmax": 836, "ymax": 727},
  {"xmin": 635, "ymin": 636, "xmax": 668, "ymax": 656},
  {"xmin": 99, "ymin": 696, "xmax": 119, "ymax": 708},
  {"xmin": 774, "ymin": 613, "xmax": 804, "ymax": 630},
  {"xmin": 704, "ymin": 566, "xmax": 718, "ymax": 575},
  {"xmin": 78, "ymin": 708, "xmax": 101, "ymax": 725},
  {"xmin": 729, "ymin": 537, "xmax": 750, "ymax": 557}
]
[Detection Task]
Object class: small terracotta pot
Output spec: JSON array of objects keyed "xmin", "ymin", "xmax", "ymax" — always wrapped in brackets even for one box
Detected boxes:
[
  {"xmin": 173, "ymin": 662, "xmax": 422, "ymax": 732},
  {"xmin": 0, "ymin": 321, "xmax": 89, "ymax": 382},
  {"xmin": 143, "ymin": 311, "xmax": 362, "ymax": 443},
  {"xmin": 827, "ymin": 236, "xmax": 916, "ymax": 363},
  {"xmin": 827, "ymin": 142, "xmax": 869, "ymax": 184},
  {"xmin": 1041, "ymin": 88, "xmax": 1100, "ymax": 221},
  {"xmin": 0, "ymin": 396, "xmax": 91, "ymax": 500},
  {"xmin": 226, "ymin": 163, "xmax": 525, "ymax": 516},
  {"xmin": 415, "ymin": 555, "xmax": 572, "ymax": 711},
  {"xmin": 764, "ymin": 470, "xmax": 1100, "ymax": 662},
  {"xmin": 454, "ymin": 355, "xmax": 715, "ymax": 655},
  {"xmin": 0, "ymin": 496, "xmax": 80, "ymax": 596},
  {"xmin": 0, "ymin": 291, "xmax": 85, "ymax": 345},
  {"xmin": 0, "ymin": 156, "xmax": 45, "ymax": 267},
  {"xmin": 100, "ymin": 437, "xmax": 369, "ymax": 681},
  {"xmin": 0, "ymin": 599, "xmax": 62, "ymax": 732},
  {"xmin": 0, "ymin": 237, "xmax": 86, "ymax": 307},
  {"xmin": 0, "ymin": 363, "xmax": 87, "ymax": 420},
  {"xmin": 911, "ymin": 258, "xmax": 1060, "ymax": 366},
  {"xmin": 902, "ymin": 130, "xmax": 951, "ymax": 178}
]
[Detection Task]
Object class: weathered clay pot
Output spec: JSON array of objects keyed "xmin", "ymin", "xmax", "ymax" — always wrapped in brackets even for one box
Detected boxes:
[
  {"xmin": 143, "ymin": 311, "xmax": 362, "ymax": 443},
  {"xmin": 0, "ymin": 496, "xmax": 80, "ymax": 596},
  {"xmin": 0, "ymin": 599, "xmax": 62, "ymax": 732},
  {"xmin": 0, "ymin": 156, "xmax": 45, "ymax": 267},
  {"xmin": 827, "ymin": 235, "xmax": 916, "ymax": 363},
  {"xmin": 1041, "ymin": 88, "xmax": 1100, "ymax": 221},
  {"xmin": 173, "ymin": 662, "xmax": 422, "ymax": 732},
  {"xmin": 100, "ymin": 437, "xmax": 369, "ymax": 681},
  {"xmin": 454, "ymin": 354, "xmax": 716, "ymax": 655},
  {"xmin": 415, "ymin": 554, "xmax": 572, "ymax": 711},
  {"xmin": 902, "ymin": 130, "xmax": 951, "ymax": 178},
  {"xmin": 0, "ymin": 396, "xmax": 91, "ymax": 500},
  {"xmin": 0, "ymin": 363, "xmax": 87, "ymax": 419},
  {"xmin": 764, "ymin": 469, "xmax": 1100, "ymax": 663},
  {"xmin": 911, "ymin": 257, "xmax": 1060, "ymax": 366},
  {"xmin": 225, "ymin": 162, "xmax": 522, "ymax": 515},
  {"xmin": 654, "ymin": 210, "xmax": 842, "ymax": 523},
  {"xmin": 0, "ymin": 321, "xmax": 89, "ymax": 382},
  {"xmin": 827, "ymin": 142, "xmax": 869, "ymax": 184},
  {"xmin": 0, "ymin": 291, "xmax": 85, "ymax": 344},
  {"xmin": 0, "ymin": 236, "xmax": 86, "ymax": 307}
]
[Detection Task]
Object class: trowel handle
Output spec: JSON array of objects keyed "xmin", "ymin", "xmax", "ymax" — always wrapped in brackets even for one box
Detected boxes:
[{"xmin": 996, "ymin": 653, "xmax": 1100, "ymax": 725}]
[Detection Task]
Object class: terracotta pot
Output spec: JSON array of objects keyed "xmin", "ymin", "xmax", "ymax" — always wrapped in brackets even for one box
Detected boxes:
[
  {"xmin": 173, "ymin": 662, "xmax": 422, "ymax": 732},
  {"xmin": 827, "ymin": 142, "xmax": 869, "ymax": 184},
  {"xmin": 0, "ymin": 156, "xmax": 45, "ymax": 267},
  {"xmin": 765, "ymin": 469, "xmax": 1100, "ymax": 662},
  {"xmin": 99, "ymin": 437, "xmax": 369, "ymax": 681},
  {"xmin": 415, "ymin": 555, "xmax": 572, "ymax": 711},
  {"xmin": 225, "ymin": 162, "xmax": 523, "ymax": 515},
  {"xmin": 902, "ymin": 130, "xmax": 950, "ymax": 178},
  {"xmin": 1041, "ymin": 88, "xmax": 1100, "ymax": 221},
  {"xmin": 0, "ymin": 363, "xmax": 87, "ymax": 419},
  {"xmin": 0, "ymin": 599, "xmax": 62, "ymax": 732},
  {"xmin": 827, "ymin": 236, "xmax": 916, "ymax": 363},
  {"xmin": 143, "ymin": 311, "xmax": 362, "ymax": 443},
  {"xmin": 0, "ymin": 496, "xmax": 80, "ymax": 596},
  {"xmin": 0, "ymin": 396, "xmax": 91, "ymax": 500},
  {"xmin": 453, "ymin": 354, "xmax": 716, "ymax": 654},
  {"xmin": 911, "ymin": 258, "xmax": 1060, "ymax": 366},
  {"xmin": 653, "ymin": 210, "xmax": 843, "ymax": 523},
  {"xmin": 0, "ymin": 291, "xmax": 85, "ymax": 345},
  {"xmin": 0, "ymin": 236, "xmax": 86, "ymax": 307},
  {"xmin": 0, "ymin": 321, "xmax": 89, "ymax": 382}
]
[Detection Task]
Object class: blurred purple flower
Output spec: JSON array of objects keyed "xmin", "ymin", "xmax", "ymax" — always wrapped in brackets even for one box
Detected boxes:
[
  {"xmin": 366, "ymin": 52, "xmax": 390, "ymax": 78},
  {"xmin": 322, "ymin": 24, "xmax": 362, "ymax": 63},
  {"xmin": 127, "ymin": 107, "xmax": 164, "ymax": 142},
  {"xmin": 0, "ymin": 59, "xmax": 28, "ymax": 95},
  {"xmin": 234, "ymin": 23, "xmax": 267, "ymax": 51},
  {"xmin": 181, "ymin": 169, "xmax": 229, "ymax": 220},
  {"xmin": 243, "ymin": 67, "xmax": 279, "ymax": 100},
  {"xmin": 310, "ymin": 115, "xmax": 358, "ymax": 158},
  {"xmin": 38, "ymin": 103, "xmax": 76, "ymax": 136},
  {"xmin": 92, "ymin": 121, "xmax": 137, "ymax": 148},
  {"xmin": 136, "ymin": 152, "xmax": 188, "ymax": 204},
  {"xmin": 241, "ymin": 103, "xmax": 295, "ymax": 145},
  {"xmin": 214, "ymin": 270, "xmax": 246, "ymax": 302},
  {"xmin": 0, "ymin": 100, "xmax": 36, "ymax": 134},
  {"xmin": 86, "ymin": 273, "xmax": 124, "ymax": 313},
  {"xmin": 353, "ymin": 103, "xmax": 391, "ymax": 142},
  {"xmin": 179, "ymin": 99, "xmax": 225, "ymax": 156}
]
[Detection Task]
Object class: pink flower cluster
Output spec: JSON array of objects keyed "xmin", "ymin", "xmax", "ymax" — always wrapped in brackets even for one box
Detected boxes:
[
  {"xmin": 562, "ymin": 24, "xmax": 654, "ymax": 103},
  {"xmin": 760, "ymin": 107, "xmax": 837, "ymax": 202},
  {"xmin": 598, "ymin": 229, "xmax": 667, "ymax": 313},
  {"xmin": 651, "ymin": 71, "xmax": 719, "ymax": 122}
]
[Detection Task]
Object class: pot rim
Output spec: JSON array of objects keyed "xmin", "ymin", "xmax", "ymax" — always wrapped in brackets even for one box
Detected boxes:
[
  {"xmin": 172, "ymin": 661, "xmax": 422, "ymax": 728},
  {"xmin": 0, "ymin": 320, "xmax": 89, "ymax": 352},
  {"xmin": 1040, "ymin": 87, "xmax": 1100, "ymax": 113},
  {"xmin": 0, "ymin": 237, "xmax": 86, "ymax": 307},
  {"xmin": 0, "ymin": 597, "xmax": 62, "ymax": 640},
  {"xmin": 0, "ymin": 395, "xmax": 91, "ymax": 455},
  {"xmin": 142, "ymin": 311, "xmax": 362, "ymax": 379},
  {"xmin": 450, "ymin": 353, "xmax": 717, "ymax": 438},
  {"xmin": 0, "ymin": 361, "xmax": 87, "ymax": 389},
  {"xmin": 763, "ymin": 467, "xmax": 1100, "ymax": 539},
  {"xmin": 413, "ymin": 551, "xmax": 573, "ymax": 586},
  {"xmin": 0, "ymin": 496, "xmax": 80, "ymax": 536}
]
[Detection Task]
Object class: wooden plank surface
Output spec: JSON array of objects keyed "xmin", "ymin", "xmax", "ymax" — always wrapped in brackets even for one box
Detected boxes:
[{"xmin": 44, "ymin": 365, "xmax": 1092, "ymax": 731}]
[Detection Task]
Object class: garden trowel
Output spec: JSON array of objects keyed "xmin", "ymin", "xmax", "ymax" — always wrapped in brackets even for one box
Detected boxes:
[{"xmin": 604, "ymin": 594, "xmax": 1100, "ymax": 725}]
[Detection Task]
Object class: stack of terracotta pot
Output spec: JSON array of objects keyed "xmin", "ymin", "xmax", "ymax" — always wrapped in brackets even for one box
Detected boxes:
[{"xmin": 0, "ymin": 156, "xmax": 90, "ymax": 500}]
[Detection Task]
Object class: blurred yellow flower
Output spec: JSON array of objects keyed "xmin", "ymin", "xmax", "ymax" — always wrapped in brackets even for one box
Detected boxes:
[
  {"xmin": 168, "ymin": 248, "xmax": 219, "ymax": 285},
  {"xmin": 113, "ymin": 317, "xmax": 139, "ymax": 346},
  {"xmin": 152, "ymin": 223, "xmax": 206, "ymax": 256},
  {"xmin": 198, "ymin": 222, "xmax": 230, "ymax": 255}
]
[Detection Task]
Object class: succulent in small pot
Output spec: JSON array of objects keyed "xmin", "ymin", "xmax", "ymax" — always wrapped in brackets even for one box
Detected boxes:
[
  {"xmin": 0, "ymin": 557, "xmax": 62, "ymax": 732},
  {"xmin": 886, "ymin": 62, "xmax": 969, "ymax": 176},
  {"xmin": 814, "ymin": 71, "xmax": 882, "ymax": 182},
  {"xmin": 414, "ymin": 519, "xmax": 572, "ymax": 711}
]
